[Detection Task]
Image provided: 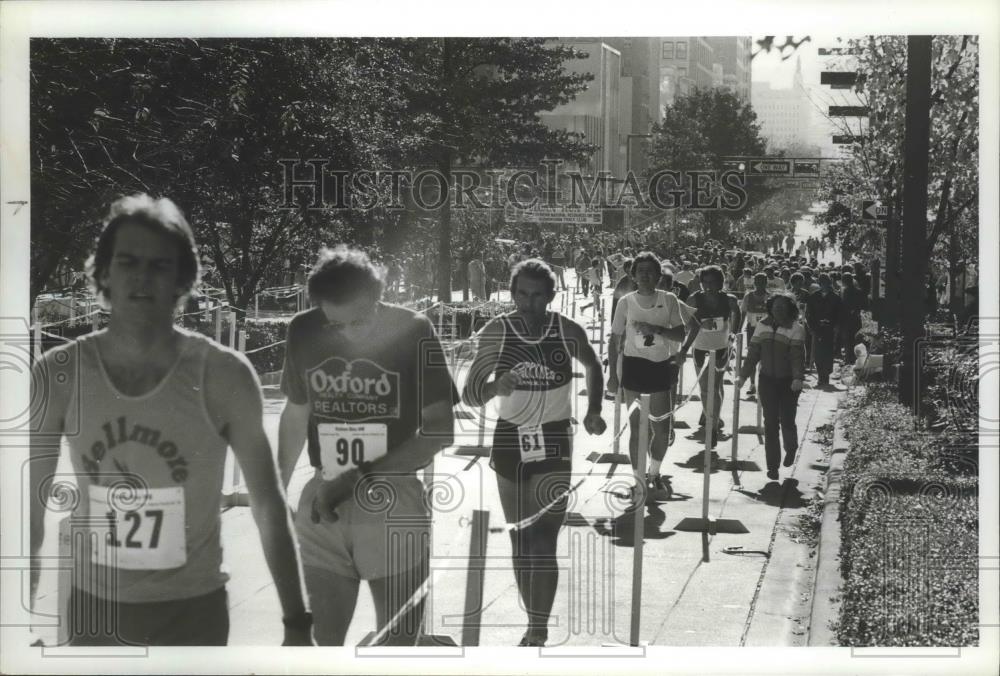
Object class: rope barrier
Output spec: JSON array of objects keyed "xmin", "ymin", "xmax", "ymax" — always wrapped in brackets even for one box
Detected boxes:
[
  {"xmin": 39, "ymin": 308, "xmax": 102, "ymax": 329},
  {"xmin": 39, "ymin": 329, "xmax": 73, "ymax": 342},
  {"xmin": 359, "ymin": 498, "xmax": 477, "ymax": 647},
  {"xmin": 645, "ymin": 358, "xmax": 710, "ymax": 423},
  {"xmin": 243, "ymin": 338, "xmax": 287, "ymax": 355}
]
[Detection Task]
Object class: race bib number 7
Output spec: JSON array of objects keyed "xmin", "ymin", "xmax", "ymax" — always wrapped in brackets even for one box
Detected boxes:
[
  {"xmin": 318, "ymin": 423, "xmax": 388, "ymax": 480},
  {"xmin": 89, "ymin": 485, "xmax": 186, "ymax": 570},
  {"xmin": 518, "ymin": 424, "xmax": 549, "ymax": 463}
]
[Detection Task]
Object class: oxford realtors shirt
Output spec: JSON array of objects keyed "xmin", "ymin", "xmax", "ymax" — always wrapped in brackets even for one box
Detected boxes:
[{"xmin": 281, "ymin": 304, "xmax": 458, "ymax": 471}]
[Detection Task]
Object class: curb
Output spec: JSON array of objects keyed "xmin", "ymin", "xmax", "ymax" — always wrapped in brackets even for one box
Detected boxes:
[{"xmin": 807, "ymin": 410, "xmax": 849, "ymax": 646}]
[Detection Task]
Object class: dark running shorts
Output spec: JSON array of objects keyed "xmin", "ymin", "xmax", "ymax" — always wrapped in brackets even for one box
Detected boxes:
[
  {"xmin": 69, "ymin": 585, "xmax": 229, "ymax": 646},
  {"xmin": 490, "ymin": 418, "xmax": 573, "ymax": 481},
  {"xmin": 621, "ymin": 356, "xmax": 679, "ymax": 394}
]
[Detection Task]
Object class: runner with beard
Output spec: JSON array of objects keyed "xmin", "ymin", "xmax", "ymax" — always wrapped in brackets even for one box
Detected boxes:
[{"xmin": 462, "ymin": 259, "xmax": 606, "ymax": 647}]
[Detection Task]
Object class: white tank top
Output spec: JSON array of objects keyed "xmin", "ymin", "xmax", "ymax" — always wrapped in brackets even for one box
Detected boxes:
[
  {"xmin": 494, "ymin": 313, "xmax": 574, "ymax": 426},
  {"xmin": 691, "ymin": 292, "xmax": 733, "ymax": 351},
  {"xmin": 63, "ymin": 329, "xmax": 230, "ymax": 602},
  {"xmin": 616, "ymin": 290, "xmax": 686, "ymax": 362}
]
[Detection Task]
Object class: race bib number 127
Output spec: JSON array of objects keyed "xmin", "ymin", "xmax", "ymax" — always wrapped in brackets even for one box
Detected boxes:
[
  {"xmin": 89, "ymin": 485, "xmax": 186, "ymax": 570},
  {"xmin": 318, "ymin": 423, "xmax": 388, "ymax": 480}
]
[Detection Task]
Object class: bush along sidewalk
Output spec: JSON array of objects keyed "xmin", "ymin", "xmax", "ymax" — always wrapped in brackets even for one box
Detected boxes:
[{"xmin": 836, "ymin": 383, "xmax": 978, "ymax": 647}]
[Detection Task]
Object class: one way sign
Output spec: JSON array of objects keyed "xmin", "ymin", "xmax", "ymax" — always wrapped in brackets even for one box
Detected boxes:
[
  {"xmin": 861, "ymin": 200, "xmax": 889, "ymax": 221},
  {"xmin": 748, "ymin": 160, "xmax": 791, "ymax": 176}
]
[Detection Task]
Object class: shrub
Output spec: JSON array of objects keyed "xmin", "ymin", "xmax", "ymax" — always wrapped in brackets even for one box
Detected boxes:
[{"xmin": 837, "ymin": 382, "xmax": 979, "ymax": 646}]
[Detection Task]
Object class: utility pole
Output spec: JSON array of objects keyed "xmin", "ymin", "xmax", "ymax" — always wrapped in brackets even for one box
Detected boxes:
[{"xmin": 899, "ymin": 35, "xmax": 932, "ymax": 410}]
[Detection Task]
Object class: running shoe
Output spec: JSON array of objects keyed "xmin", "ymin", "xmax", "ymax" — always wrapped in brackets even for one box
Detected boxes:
[
  {"xmin": 518, "ymin": 631, "xmax": 547, "ymax": 647},
  {"xmin": 648, "ymin": 474, "xmax": 673, "ymax": 499}
]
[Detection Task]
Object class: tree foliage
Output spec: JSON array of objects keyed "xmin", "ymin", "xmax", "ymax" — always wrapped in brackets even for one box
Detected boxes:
[
  {"xmin": 32, "ymin": 38, "xmax": 418, "ymax": 308},
  {"xmin": 393, "ymin": 38, "xmax": 596, "ymax": 300},
  {"xmin": 31, "ymin": 38, "xmax": 598, "ymax": 305},
  {"xmin": 647, "ymin": 88, "xmax": 771, "ymax": 241},
  {"xmin": 815, "ymin": 36, "xmax": 978, "ymax": 271}
]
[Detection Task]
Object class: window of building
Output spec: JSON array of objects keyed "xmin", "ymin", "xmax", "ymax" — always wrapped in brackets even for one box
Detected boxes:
[
  {"xmin": 676, "ymin": 41, "xmax": 688, "ymax": 59},
  {"xmin": 662, "ymin": 41, "xmax": 674, "ymax": 59}
]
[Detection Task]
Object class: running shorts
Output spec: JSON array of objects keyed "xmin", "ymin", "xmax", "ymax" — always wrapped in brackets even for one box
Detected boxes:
[
  {"xmin": 489, "ymin": 418, "xmax": 573, "ymax": 482},
  {"xmin": 69, "ymin": 585, "xmax": 229, "ymax": 646},
  {"xmin": 621, "ymin": 356, "xmax": 679, "ymax": 394},
  {"xmin": 294, "ymin": 471, "xmax": 431, "ymax": 580}
]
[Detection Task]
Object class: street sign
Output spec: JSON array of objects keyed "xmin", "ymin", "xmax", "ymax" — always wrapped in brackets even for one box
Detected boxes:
[
  {"xmin": 820, "ymin": 71, "xmax": 865, "ymax": 89},
  {"xmin": 748, "ymin": 159, "xmax": 791, "ymax": 176},
  {"xmin": 818, "ymin": 47, "xmax": 864, "ymax": 56},
  {"xmin": 832, "ymin": 134, "xmax": 867, "ymax": 145},
  {"xmin": 829, "ymin": 106, "xmax": 869, "ymax": 117},
  {"xmin": 792, "ymin": 160, "xmax": 820, "ymax": 177},
  {"xmin": 505, "ymin": 204, "xmax": 603, "ymax": 225},
  {"xmin": 861, "ymin": 200, "xmax": 889, "ymax": 221}
]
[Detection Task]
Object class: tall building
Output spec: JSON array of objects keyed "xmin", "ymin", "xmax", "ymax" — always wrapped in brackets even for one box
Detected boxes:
[
  {"xmin": 750, "ymin": 56, "xmax": 813, "ymax": 151},
  {"xmin": 706, "ymin": 36, "xmax": 752, "ymax": 102},
  {"xmin": 651, "ymin": 36, "xmax": 752, "ymax": 123},
  {"xmin": 542, "ymin": 39, "xmax": 627, "ymax": 179}
]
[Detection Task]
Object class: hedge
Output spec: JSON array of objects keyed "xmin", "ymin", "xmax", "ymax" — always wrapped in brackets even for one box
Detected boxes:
[{"xmin": 837, "ymin": 383, "xmax": 979, "ymax": 647}]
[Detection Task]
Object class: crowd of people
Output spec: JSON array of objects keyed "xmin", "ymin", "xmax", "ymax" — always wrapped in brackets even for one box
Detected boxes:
[{"xmin": 29, "ymin": 193, "xmax": 894, "ymax": 649}]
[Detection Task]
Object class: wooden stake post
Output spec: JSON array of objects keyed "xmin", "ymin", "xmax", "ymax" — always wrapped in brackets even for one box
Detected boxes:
[
  {"xmin": 630, "ymin": 394, "xmax": 650, "ymax": 647},
  {"xmin": 730, "ymin": 333, "xmax": 743, "ymax": 484}
]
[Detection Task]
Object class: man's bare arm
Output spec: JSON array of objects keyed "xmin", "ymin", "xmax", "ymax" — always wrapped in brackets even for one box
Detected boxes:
[{"xmin": 207, "ymin": 351, "xmax": 308, "ymax": 624}]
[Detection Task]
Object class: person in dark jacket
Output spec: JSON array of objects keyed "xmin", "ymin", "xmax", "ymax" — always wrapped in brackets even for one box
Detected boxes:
[
  {"xmin": 737, "ymin": 294, "xmax": 806, "ymax": 481},
  {"xmin": 806, "ymin": 273, "xmax": 842, "ymax": 387},
  {"xmin": 838, "ymin": 273, "xmax": 867, "ymax": 365}
]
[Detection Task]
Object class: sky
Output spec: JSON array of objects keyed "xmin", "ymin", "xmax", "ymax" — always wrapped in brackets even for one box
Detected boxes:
[{"xmin": 749, "ymin": 35, "xmax": 866, "ymax": 153}]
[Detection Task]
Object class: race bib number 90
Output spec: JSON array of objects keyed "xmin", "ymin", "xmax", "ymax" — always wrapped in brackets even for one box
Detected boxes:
[
  {"xmin": 89, "ymin": 486, "xmax": 186, "ymax": 570},
  {"xmin": 319, "ymin": 423, "xmax": 388, "ymax": 480},
  {"xmin": 517, "ymin": 424, "xmax": 549, "ymax": 463}
]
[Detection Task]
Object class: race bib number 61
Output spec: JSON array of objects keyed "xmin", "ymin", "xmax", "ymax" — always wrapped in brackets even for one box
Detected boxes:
[
  {"xmin": 517, "ymin": 424, "xmax": 549, "ymax": 463},
  {"xmin": 318, "ymin": 423, "xmax": 388, "ymax": 480}
]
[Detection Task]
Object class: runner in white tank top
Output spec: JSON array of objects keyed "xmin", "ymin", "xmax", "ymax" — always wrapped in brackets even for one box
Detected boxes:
[
  {"xmin": 676, "ymin": 265, "xmax": 742, "ymax": 446},
  {"xmin": 29, "ymin": 195, "xmax": 311, "ymax": 646},
  {"xmin": 608, "ymin": 252, "xmax": 695, "ymax": 498}
]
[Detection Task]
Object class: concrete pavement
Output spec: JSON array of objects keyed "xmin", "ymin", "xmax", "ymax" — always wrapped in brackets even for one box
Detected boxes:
[
  {"xmin": 227, "ymin": 282, "xmax": 846, "ymax": 647},
  {"xmin": 31, "ymin": 275, "xmax": 847, "ymax": 649}
]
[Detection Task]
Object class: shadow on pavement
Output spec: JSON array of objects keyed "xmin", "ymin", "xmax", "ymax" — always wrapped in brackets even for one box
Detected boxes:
[
  {"xmin": 716, "ymin": 459, "xmax": 761, "ymax": 473},
  {"xmin": 599, "ymin": 504, "xmax": 676, "ymax": 547},
  {"xmin": 565, "ymin": 506, "xmax": 677, "ymax": 547},
  {"xmin": 734, "ymin": 478, "xmax": 807, "ymax": 508},
  {"xmin": 674, "ymin": 451, "xmax": 724, "ymax": 474}
]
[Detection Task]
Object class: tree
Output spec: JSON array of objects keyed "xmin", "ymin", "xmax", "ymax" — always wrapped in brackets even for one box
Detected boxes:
[
  {"xmin": 394, "ymin": 38, "xmax": 596, "ymax": 301},
  {"xmin": 741, "ymin": 143, "xmax": 821, "ymax": 235},
  {"xmin": 30, "ymin": 38, "xmax": 413, "ymax": 309},
  {"xmin": 815, "ymin": 36, "xmax": 978, "ymax": 313},
  {"xmin": 646, "ymin": 88, "xmax": 771, "ymax": 241}
]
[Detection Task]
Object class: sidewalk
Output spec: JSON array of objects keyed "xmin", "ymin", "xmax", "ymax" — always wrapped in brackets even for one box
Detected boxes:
[
  {"xmin": 221, "ymin": 282, "xmax": 847, "ymax": 647},
  {"xmin": 31, "ymin": 279, "xmax": 846, "ymax": 648}
]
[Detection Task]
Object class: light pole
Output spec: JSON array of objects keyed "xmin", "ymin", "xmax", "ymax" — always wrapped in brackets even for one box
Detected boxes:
[{"xmin": 625, "ymin": 134, "xmax": 653, "ymax": 249}]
